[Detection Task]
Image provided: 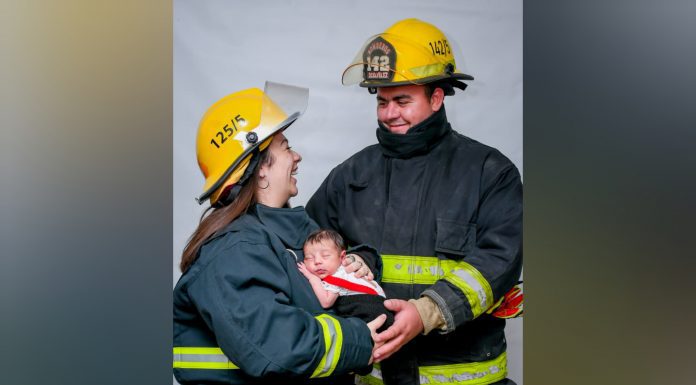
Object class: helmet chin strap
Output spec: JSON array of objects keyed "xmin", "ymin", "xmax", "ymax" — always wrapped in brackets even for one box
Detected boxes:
[
  {"xmin": 447, "ymin": 79, "xmax": 468, "ymax": 94},
  {"xmin": 213, "ymin": 148, "xmax": 262, "ymax": 208}
]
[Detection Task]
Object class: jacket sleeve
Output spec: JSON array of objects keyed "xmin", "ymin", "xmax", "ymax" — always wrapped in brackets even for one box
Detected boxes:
[
  {"xmin": 187, "ymin": 239, "xmax": 373, "ymax": 379},
  {"xmin": 422, "ymin": 155, "xmax": 523, "ymax": 332},
  {"xmin": 307, "ymin": 170, "xmax": 382, "ymax": 280}
]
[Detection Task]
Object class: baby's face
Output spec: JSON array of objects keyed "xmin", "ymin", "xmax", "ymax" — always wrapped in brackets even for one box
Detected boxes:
[{"xmin": 303, "ymin": 240, "xmax": 344, "ymax": 279}]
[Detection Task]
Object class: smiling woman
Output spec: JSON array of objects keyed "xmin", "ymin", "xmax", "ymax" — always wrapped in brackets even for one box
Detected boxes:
[
  {"xmin": 173, "ymin": 82, "xmax": 384, "ymax": 384},
  {"xmin": 255, "ymin": 132, "xmax": 303, "ymax": 208}
]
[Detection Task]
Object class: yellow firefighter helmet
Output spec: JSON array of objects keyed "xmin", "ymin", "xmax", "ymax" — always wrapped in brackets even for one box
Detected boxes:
[
  {"xmin": 342, "ymin": 18, "xmax": 473, "ymax": 94},
  {"xmin": 195, "ymin": 82, "xmax": 308, "ymax": 205}
]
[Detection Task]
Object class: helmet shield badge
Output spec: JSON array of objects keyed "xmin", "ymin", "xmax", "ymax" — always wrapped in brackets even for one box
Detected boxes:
[{"xmin": 362, "ymin": 36, "xmax": 397, "ymax": 83}]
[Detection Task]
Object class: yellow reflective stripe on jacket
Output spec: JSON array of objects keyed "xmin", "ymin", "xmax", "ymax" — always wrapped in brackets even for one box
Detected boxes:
[
  {"xmin": 356, "ymin": 362, "xmax": 383, "ymax": 385},
  {"xmin": 311, "ymin": 314, "xmax": 343, "ymax": 378},
  {"xmin": 173, "ymin": 347, "xmax": 239, "ymax": 369},
  {"xmin": 381, "ymin": 255, "xmax": 492, "ymax": 317},
  {"xmin": 419, "ymin": 352, "xmax": 507, "ymax": 384},
  {"xmin": 381, "ymin": 255, "xmax": 459, "ymax": 284},
  {"xmin": 357, "ymin": 354, "xmax": 506, "ymax": 385},
  {"xmin": 443, "ymin": 261, "xmax": 493, "ymax": 318}
]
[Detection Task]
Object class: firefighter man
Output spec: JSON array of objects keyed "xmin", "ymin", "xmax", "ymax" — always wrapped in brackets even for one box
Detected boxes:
[{"xmin": 307, "ymin": 18, "xmax": 523, "ymax": 385}]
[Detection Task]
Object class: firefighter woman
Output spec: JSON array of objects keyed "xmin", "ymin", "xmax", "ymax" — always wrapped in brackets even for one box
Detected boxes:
[{"xmin": 173, "ymin": 82, "xmax": 384, "ymax": 384}]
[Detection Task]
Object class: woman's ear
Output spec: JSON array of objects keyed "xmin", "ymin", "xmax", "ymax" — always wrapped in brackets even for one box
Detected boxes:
[{"xmin": 258, "ymin": 164, "xmax": 268, "ymax": 179}]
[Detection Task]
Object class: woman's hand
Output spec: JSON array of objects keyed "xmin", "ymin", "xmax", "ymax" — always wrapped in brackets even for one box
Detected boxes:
[
  {"xmin": 365, "ymin": 314, "xmax": 387, "ymax": 364},
  {"xmin": 342, "ymin": 254, "xmax": 374, "ymax": 281}
]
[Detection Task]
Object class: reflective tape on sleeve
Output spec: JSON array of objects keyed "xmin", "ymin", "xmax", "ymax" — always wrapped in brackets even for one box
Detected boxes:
[
  {"xmin": 173, "ymin": 347, "xmax": 239, "ymax": 370},
  {"xmin": 381, "ymin": 255, "xmax": 492, "ymax": 318},
  {"xmin": 443, "ymin": 261, "xmax": 492, "ymax": 318},
  {"xmin": 418, "ymin": 352, "xmax": 507, "ymax": 385},
  {"xmin": 311, "ymin": 314, "xmax": 343, "ymax": 378}
]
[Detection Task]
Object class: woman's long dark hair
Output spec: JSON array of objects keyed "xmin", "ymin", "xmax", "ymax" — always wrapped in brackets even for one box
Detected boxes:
[{"xmin": 180, "ymin": 150, "xmax": 273, "ymax": 273}]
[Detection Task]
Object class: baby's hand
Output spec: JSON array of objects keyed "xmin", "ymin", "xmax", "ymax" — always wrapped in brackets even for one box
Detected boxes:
[{"xmin": 297, "ymin": 262, "xmax": 313, "ymax": 280}]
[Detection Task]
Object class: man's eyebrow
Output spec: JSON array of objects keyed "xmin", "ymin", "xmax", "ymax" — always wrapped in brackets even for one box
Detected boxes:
[{"xmin": 376, "ymin": 94, "xmax": 413, "ymax": 102}]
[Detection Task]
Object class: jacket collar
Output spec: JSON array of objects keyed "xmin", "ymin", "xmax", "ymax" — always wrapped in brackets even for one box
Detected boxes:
[
  {"xmin": 376, "ymin": 105, "xmax": 451, "ymax": 159},
  {"xmin": 252, "ymin": 204, "xmax": 314, "ymax": 249}
]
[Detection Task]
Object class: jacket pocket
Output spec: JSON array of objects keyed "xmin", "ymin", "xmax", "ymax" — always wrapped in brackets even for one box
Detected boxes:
[
  {"xmin": 434, "ymin": 218, "xmax": 476, "ymax": 256},
  {"xmin": 348, "ymin": 178, "xmax": 368, "ymax": 191}
]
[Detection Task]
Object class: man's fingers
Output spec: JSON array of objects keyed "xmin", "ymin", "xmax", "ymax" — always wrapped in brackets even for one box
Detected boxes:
[
  {"xmin": 375, "ymin": 323, "xmax": 399, "ymax": 343},
  {"xmin": 383, "ymin": 299, "xmax": 405, "ymax": 311},
  {"xmin": 373, "ymin": 338, "xmax": 403, "ymax": 361}
]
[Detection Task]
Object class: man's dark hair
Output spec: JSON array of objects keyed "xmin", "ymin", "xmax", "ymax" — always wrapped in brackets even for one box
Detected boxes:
[
  {"xmin": 424, "ymin": 80, "xmax": 455, "ymax": 99},
  {"xmin": 304, "ymin": 229, "xmax": 346, "ymax": 251}
]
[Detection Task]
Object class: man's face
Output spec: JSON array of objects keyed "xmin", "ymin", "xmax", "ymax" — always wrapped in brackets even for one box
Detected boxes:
[{"xmin": 376, "ymin": 84, "xmax": 442, "ymax": 134}]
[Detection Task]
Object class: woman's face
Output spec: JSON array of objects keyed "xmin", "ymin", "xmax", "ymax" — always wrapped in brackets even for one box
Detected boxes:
[{"xmin": 258, "ymin": 132, "xmax": 302, "ymax": 206}]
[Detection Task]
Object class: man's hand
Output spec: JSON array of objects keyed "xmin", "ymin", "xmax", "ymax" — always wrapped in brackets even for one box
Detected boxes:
[
  {"xmin": 342, "ymin": 253, "xmax": 374, "ymax": 281},
  {"xmin": 373, "ymin": 299, "xmax": 424, "ymax": 362},
  {"xmin": 365, "ymin": 314, "xmax": 387, "ymax": 365}
]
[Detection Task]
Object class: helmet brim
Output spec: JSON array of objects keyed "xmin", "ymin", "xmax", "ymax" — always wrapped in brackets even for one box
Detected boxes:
[{"xmin": 359, "ymin": 72, "xmax": 473, "ymax": 89}]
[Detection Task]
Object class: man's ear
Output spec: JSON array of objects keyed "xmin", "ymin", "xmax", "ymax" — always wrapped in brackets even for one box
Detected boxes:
[{"xmin": 430, "ymin": 87, "xmax": 445, "ymax": 111}]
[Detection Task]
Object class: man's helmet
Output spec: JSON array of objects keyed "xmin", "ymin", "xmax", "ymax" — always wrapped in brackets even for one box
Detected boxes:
[
  {"xmin": 342, "ymin": 18, "xmax": 473, "ymax": 95},
  {"xmin": 195, "ymin": 81, "xmax": 308, "ymax": 205}
]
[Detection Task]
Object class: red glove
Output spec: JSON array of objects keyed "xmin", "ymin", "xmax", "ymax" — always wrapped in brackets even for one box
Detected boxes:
[{"xmin": 487, "ymin": 284, "xmax": 523, "ymax": 319}]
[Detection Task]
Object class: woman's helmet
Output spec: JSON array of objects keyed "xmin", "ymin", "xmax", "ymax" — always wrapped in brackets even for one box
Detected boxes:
[
  {"xmin": 195, "ymin": 81, "xmax": 308, "ymax": 205},
  {"xmin": 342, "ymin": 18, "xmax": 473, "ymax": 95}
]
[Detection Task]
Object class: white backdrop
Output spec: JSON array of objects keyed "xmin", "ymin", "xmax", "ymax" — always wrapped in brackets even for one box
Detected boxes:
[{"xmin": 173, "ymin": 0, "xmax": 522, "ymax": 383}]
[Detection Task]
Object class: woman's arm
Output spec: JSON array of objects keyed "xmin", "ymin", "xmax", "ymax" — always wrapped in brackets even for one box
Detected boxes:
[{"xmin": 187, "ymin": 239, "xmax": 373, "ymax": 379}]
